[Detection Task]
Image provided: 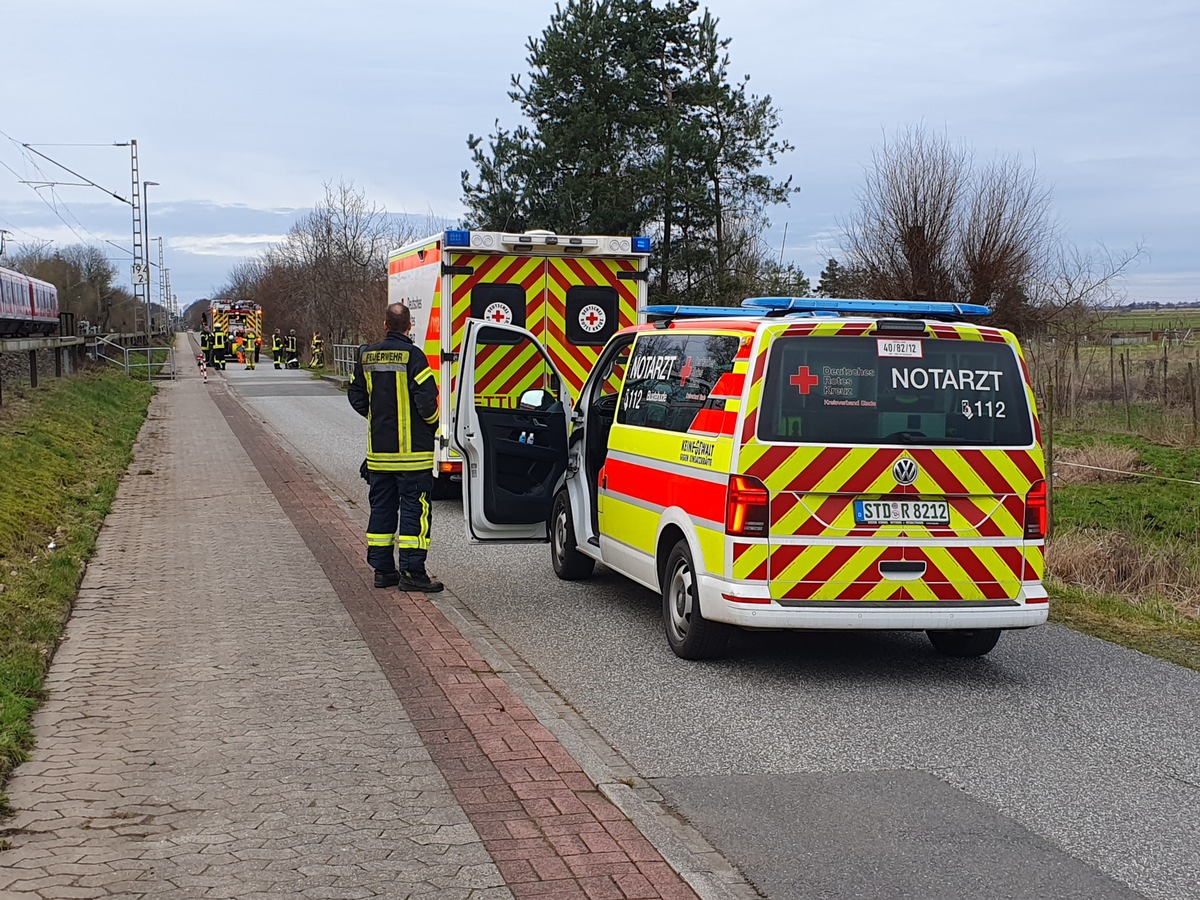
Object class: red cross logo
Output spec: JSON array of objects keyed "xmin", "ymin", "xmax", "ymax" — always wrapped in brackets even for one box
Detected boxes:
[
  {"xmin": 790, "ymin": 366, "xmax": 819, "ymax": 395},
  {"xmin": 679, "ymin": 356, "xmax": 693, "ymax": 385},
  {"xmin": 586, "ymin": 311, "xmax": 600, "ymax": 326},
  {"xmin": 490, "ymin": 308, "xmax": 507, "ymax": 322}
]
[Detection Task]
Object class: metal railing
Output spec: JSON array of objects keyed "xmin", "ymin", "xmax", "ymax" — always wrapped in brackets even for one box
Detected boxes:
[
  {"xmin": 333, "ymin": 344, "xmax": 358, "ymax": 377},
  {"xmin": 92, "ymin": 335, "xmax": 176, "ymax": 380}
]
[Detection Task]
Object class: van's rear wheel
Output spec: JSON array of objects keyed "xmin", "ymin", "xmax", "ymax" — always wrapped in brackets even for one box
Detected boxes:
[
  {"xmin": 662, "ymin": 539, "xmax": 730, "ymax": 660},
  {"xmin": 551, "ymin": 490, "xmax": 594, "ymax": 581},
  {"xmin": 927, "ymin": 629, "xmax": 1001, "ymax": 657}
]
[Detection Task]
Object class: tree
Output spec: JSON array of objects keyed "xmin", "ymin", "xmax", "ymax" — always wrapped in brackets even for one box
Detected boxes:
[
  {"xmin": 461, "ymin": 0, "xmax": 798, "ymax": 305},
  {"xmin": 840, "ymin": 125, "xmax": 1055, "ymax": 331},
  {"xmin": 816, "ymin": 258, "xmax": 867, "ymax": 298}
]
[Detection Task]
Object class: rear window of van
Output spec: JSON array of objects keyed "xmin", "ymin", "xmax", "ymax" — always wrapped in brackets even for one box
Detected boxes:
[{"xmin": 758, "ymin": 336, "xmax": 1034, "ymax": 446}]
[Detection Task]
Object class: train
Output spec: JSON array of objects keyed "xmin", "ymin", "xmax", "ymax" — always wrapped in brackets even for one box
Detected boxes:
[{"xmin": 0, "ymin": 265, "xmax": 60, "ymax": 338}]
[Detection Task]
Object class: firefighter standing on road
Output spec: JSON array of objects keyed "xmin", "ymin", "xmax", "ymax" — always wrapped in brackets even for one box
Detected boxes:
[
  {"xmin": 347, "ymin": 303, "xmax": 443, "ymax": 593},
  {"xmin": 285, "ymin": 330, "xmax": 299, "ymax": 368},
  {"xmin": 245, "ymin": 330, "xmax": 257, "ymax": 370},
  {"xmin": 272, "ymin": 328, "xmax": 284, "ymax": 369},
  {"xmin": 309, "ymin": 331, "xmax": 324, "ymax": 368},
  {"xmin": 212, "ymin": 327, "xmax": 227, "ymax": 370},
  {"xmin": 200, "ymin": 327, "xmax": 213, "ymax": 367}
]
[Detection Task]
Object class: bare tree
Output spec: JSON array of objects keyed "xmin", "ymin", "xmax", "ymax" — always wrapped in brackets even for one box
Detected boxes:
[
  {"xmin": 1030, "ymin": 241, "xmax": 1147, "ymax": 415},
  {"xmin": 841, "ymin": 125, "xmax": 1055, "ymax": 330}
]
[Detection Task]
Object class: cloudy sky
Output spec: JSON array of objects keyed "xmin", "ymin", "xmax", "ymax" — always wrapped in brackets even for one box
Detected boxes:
[{"xmin": 1, "ymin": 0, "xmax": 1197, "ymax": 309}]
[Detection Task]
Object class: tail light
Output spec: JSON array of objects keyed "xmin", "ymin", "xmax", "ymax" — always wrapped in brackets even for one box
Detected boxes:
[
  {"xmin": 726, "ymin": 475, "xmax": 770, "ymax": 536},
  {"xmin": 1024, "ymin": 479, "xmax": 1047, "ymax": 539}
]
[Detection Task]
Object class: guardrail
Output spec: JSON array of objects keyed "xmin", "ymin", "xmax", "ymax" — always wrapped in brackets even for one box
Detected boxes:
[
  {"xmin": 93, "ymin": 336, "xmax": 176, "ymax": 380},
  {"xmin": 333, "ymin": 344, "xmax": 358, "ymax": 377}
]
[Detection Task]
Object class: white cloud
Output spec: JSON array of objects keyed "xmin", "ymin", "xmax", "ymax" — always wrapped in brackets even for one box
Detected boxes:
[{"xmin": 171, "ymin": 234, "xmax": 287, "ymax": 257}]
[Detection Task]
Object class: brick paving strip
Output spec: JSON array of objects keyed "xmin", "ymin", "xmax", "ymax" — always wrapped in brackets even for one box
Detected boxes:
[{"xmin": 208, "ymin": 388, "xmax": 704, "ymax": 900}]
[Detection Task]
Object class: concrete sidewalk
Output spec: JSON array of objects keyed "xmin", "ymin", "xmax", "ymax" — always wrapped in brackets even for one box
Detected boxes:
[{"xmin": 0, "ymin": 340, "xmax": 706, "ymax": 899}]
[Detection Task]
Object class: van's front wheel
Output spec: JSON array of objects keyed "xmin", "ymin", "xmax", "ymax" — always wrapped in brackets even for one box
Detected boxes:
[
  {"xmin": 662, "ymin": 539, "xmax": 730, "ymax": 660},
  {"xmin": 927, "ymin": 629, "xmax": 1001, "ymax": 657},
  {"xmin": 551, "ymin": 490, "xmax": 594, "ymax": 581}
]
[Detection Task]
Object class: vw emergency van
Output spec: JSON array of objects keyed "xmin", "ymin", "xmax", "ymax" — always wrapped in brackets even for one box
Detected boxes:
[{"xmin": 452, "ymin": 297, "xmax": 1048, "ymax": 660}]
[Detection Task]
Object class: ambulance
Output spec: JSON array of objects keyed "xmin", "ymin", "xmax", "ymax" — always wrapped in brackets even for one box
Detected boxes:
[
  {"xmin": 451, "ymin": 297, "xmax": 1049, "ymax": 660},
  {"xmin": 387, "ymin": 229, "xmax": 652, "ymax": 497}
]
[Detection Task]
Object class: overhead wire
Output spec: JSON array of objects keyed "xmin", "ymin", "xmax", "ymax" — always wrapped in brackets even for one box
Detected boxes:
[{"xmin": 0, "ymin": 130, "xmax": 133, "ymax": 256}]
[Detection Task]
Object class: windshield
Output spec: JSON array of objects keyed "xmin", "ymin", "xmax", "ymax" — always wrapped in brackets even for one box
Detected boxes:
[{"xmin": 758, "ymin": 335, "xmax": 1034, "ymax": 446}]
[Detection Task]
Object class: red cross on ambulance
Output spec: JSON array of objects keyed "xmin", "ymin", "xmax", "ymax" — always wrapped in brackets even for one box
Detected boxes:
[{"xmin": 790, "ymin": 365, "xmax": 819, "ymax": 394}]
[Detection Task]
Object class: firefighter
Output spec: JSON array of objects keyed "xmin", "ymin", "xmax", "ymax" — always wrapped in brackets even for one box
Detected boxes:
[
  {"xmin": 309, "ymin": 331, "xmax": 325, "ymax": 368},
  {"xmin": 245, "ymin": 329, "xmax": 257, "ymax": 370},
  {"xmin": 347, "ymin": 303, "xmax": 443, "ymax": 593},
  {"xmin": 200, "ymin": 327, "xmax": 213, "ymax": 367},
  {"xmin": 285, "ymin": 330, "xmax": 299, "ymax": 368},
  {"xmin": 254, "ymin": 331, "xmax": 262, "ymax": 364},
  {"xmin": 271, "ymin": 328, "xmax": 284, "ymax": 369},
  {"xmin": 212, "ymin": 327, "xmax": 227, "ymax": 370}
]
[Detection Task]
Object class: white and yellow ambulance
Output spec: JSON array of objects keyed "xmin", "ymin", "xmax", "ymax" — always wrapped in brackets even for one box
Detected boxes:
[
  {"xmin": 387, "ymin": 229, "xmax": 651, "ymax": 496},
  {"xmin": 452, "ymin": 297, "xmax": 1048, "ymax": 659}
]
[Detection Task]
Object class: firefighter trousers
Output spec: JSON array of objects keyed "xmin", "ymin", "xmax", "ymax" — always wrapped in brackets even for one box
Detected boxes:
[
  {"xmin": 273, "ymin": 349, "xmax": 284, "ymax": 369},
  {"xmin": 365, "ymin": 469, "xmax": 433, "ymax": 576}
]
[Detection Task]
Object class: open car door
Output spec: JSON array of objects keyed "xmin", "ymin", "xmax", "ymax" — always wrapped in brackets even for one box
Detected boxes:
[{"xmin": 452, "ymin": 319, "xmax": 572, "ymax": 542}]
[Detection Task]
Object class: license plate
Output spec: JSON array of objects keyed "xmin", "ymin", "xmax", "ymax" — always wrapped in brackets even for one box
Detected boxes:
[{"xmin": 854, "ymin": 499, "xmax": 949, "ymax": 525}]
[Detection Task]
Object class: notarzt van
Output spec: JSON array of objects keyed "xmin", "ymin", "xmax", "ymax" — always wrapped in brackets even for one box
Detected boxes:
[{"xmin": 452, "ymin": 297, "xmax": 1048, "ymax": 659}]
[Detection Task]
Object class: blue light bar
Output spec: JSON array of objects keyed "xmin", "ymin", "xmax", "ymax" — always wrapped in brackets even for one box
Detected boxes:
[
  {"xmin": 742, "ymin": 297, "xmax": 991, "ymax": 317},
  {"xmin": 632, "ymin": 236, "xmax": 652, "ymax": 253},
  {"xmin": 645, "ymin": 305, "xmax": 759, "ymax": 318},
  {"xmin": 444, "ymin": 229, "xmax": 471, "ymax": 247}
]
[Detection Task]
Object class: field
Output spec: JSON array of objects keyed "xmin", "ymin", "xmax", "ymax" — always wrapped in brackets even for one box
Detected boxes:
[{"xmin": 1104, "ymin": 306, "xmax": 1200, "ymax": 334}]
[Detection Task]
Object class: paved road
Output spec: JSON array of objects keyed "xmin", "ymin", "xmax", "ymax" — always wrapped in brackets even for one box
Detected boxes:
[{"xmin": 232, "ymin": 363, "xmax": 1200, "ymax": 900}]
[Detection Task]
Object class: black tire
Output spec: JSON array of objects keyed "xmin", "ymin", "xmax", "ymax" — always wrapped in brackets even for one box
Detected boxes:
[
  {"xmin": 927, "ymin": 628, "xmax": 1001, "ymax": 657},
  {"xmin": 550, "ymin": 490, "xmax": 594, "ymax": 581},
  {"xmin": 662, "ymin": 539, "xmax": 730, "ymax": 660}
]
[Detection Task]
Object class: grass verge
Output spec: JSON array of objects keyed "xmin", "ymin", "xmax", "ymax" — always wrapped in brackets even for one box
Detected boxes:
[
  {"xmin": 0, "ymin": 368, "xmax": 153, "ymax": 812},
  {"xmin": 1049, "ymin": 583, "xmax": 1200, "ymax": 672}
]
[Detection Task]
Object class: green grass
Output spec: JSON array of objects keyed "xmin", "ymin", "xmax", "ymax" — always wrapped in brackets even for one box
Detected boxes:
[
  {"xmin": 1049, "ymin": 584, "xmax": 1200, "ymax": 671},
  {"xmin": 0, "ymin": 369, "xmax": 153, "ymax": 811},
  {"xmin": 1105, "ymin": 307, "xmax": 1200, "ymax": 332},
  {"xmin": 1047, "ymin": 402, "xmax": 1200, "ymax": 669}
]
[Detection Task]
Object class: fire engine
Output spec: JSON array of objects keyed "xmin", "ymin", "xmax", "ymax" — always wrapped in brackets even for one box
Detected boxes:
[
  {"xmin": 206, "ymin": 299, "xmax": 263, "ymax": 362},
  {"xmin": 387, "ymin": 228, "xmax": 651, "ymax": 496}
]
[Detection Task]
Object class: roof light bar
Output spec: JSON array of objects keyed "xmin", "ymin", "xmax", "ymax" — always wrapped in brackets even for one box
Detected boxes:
[
  {"xmin": 742, "ymin": 297, "xmax": 991, "ymax": 317},
  {"xmin": 444, "ymin": 229, "xmax": 470, "ymax": 247},
  {"xmin": 644, "ymin": 305, "xmax": 838, "ymax": 321}
]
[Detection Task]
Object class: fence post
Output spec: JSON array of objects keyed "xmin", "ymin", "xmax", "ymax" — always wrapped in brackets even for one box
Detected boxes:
[
  {"xmin": 1109, "ymin": 342, "xmax": 1115, "ymax": 406},
  {"xmin": 1190, "ymin": 361, "xmax": 1198, "ymax": 440},
  {"xmin": 1045, "ymin": 381, "xmax": 1054, "ymax": 540},
  {"xmin": 1120, "ymin": 351, "xmax": 1131, "ymax": 430}
]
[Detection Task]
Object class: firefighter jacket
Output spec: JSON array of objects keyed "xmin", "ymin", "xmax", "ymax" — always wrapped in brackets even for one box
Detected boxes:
[
  {"xmin": 272, "ymin": 333, "xmax": 284, "ymax": 352},
  {"xmin": 213, "ymin": 330, "xmax": 227, "ymax": 351},
  {"xmin": 200, "ymin": 331, "xmax": 212, "ymax": 350},
  {"xmin": 348, "ymin": 331, "xmax": 438, "ymax": 472},
  {"xmin": 285, "ymin": 334, "xmax": 297, "ymax": 354}
]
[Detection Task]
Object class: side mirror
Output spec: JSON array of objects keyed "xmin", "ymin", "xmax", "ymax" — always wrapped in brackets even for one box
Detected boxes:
[{"xmin": 519, "ymin": 389, "xmax": 548, "ymax": 410}]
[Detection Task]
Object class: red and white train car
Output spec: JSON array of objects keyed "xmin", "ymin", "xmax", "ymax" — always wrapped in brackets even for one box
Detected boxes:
[{"xmin": 0, "ymin": 265, "xmax": 59, "ymax": 337}]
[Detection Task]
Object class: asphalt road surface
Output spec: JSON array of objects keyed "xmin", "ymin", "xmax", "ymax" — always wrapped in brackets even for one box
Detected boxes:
[{"xmin": 226, "ymin": 364, "xmax": 1200, "ymax": 900}]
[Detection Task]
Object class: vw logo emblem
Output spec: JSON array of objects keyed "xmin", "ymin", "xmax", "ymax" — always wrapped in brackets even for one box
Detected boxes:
[{"xmin": 892, "ymin": 458, "xmax": 918, "ymax": 486}]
